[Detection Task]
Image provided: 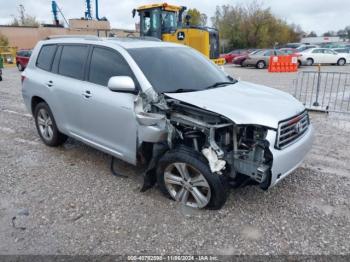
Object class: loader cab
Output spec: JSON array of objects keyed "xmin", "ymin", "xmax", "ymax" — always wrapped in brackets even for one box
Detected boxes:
[
  {"xmin": 133, "ymin": 3, "xmax": 224, "ymax": 65},
  {"xmin": 134, "ymin": 3, "xmax": 184, "ymax": 39}
]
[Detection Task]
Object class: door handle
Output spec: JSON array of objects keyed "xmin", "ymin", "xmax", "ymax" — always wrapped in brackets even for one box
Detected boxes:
[
  {"xmin": 82, "ymin": 90, "xmax": 92, "ymax": 98},
  {"xmin": 46, "ymin": 80, "xmax": 53, "ymax": 87}
]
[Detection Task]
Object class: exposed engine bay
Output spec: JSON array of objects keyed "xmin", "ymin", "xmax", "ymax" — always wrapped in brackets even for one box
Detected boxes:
[{"xmin": 135, "ymin": 93, "xmax": 273, "ymax": 189}]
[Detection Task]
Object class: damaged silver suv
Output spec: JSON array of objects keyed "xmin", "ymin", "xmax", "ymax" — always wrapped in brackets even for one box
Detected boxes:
[{"xmin": 22, "ymin": 36, "xmax": 314, "ymax": 209}]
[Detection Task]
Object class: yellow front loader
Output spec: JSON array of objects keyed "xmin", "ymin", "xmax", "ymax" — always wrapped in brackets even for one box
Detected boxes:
[{"xmin": 133, "ymin": 3, "xmax": 225, "ymax": 65}]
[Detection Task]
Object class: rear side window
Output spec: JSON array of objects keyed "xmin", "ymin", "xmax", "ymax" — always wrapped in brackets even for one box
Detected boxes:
[
  {"xmin": 88, "ymin": 47, "xmax": 135, "ymax": 86},
  {"xmin": 58, "ymin": 45, "xmax": 89, "ymax": 80},
  {"xmin": 36, "ymin": 45, "xmax": 57, "ymax": 71},
  {"xmin": 312, "ymin": 49, "xmax": 323, "ymax": 54}
]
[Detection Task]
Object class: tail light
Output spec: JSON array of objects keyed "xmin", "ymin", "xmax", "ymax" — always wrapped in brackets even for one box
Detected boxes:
[{"xmin": 21, "ymin": 75, "xmax": 26, "ymax": 84}]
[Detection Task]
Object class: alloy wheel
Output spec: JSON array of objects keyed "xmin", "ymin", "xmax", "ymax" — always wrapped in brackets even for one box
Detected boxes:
[
  {"xmin": 164, "ymin": 162, "xmax": 211, "ymax": 208},
  {"xmin": 37, "ymin": 108, "xmax": 54, "ymax": 141},
  {"xmin": 257, "ymin": 62, "xmax": 265, "ymax": 69}
]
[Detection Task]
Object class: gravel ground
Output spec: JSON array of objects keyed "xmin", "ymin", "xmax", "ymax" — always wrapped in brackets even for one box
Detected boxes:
[{"xmin": 0, "ymin": 66, "xmax": 350, "ymax": 255}]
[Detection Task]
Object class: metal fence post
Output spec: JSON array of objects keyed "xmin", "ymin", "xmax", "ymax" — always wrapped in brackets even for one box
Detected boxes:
[{"xmin": 313, "ymin": 64, "xmax": 321, "ymax": 106}]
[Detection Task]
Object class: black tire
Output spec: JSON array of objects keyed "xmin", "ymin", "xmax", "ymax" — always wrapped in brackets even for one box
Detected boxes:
[
  {"xmin": 0, "ymin": 75, "xmax": 2, "ymax": 81},
  {"xmin": 34, "ymin": 102, "xmax": 67, "ymax": 146},
  {"xmin": 17, "ymin": 63, "xmax": 24, "ymax": 71},
  {"xmin": 306, "ymin": 58, "xmax": 314, "ymax": 66},
  {"xmin": 256, "ymin": 60, "xmax": 266, "ymax": 69},
  {"xmin": 156, "ymin": 147, "xmax": 227, "ymax": 210},
  {"xmin": 337, "ymin": 58, "xmax": 346, "ymax": 66},
  {"xmin": 297, "ymin": 60, "xmax": 301, "ymax": 67}
]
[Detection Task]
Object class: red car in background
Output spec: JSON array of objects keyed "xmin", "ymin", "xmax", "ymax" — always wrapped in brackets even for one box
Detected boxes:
[
  {"xmin": 220, "ymin": 49, "xmax": 247, "ymax": 63},
  {"xmin": 16, "ymin": 49, "xmax": 32, "ymax": 71}
]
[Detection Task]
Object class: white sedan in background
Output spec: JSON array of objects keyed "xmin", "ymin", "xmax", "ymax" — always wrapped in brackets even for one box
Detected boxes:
[
  {"xmin": 298, "ymin": 48, "xmax": 347, "ymax": 66},
  {"xmin": 333, "ymin": 48, "xmax": 350, "ymax": 63}
]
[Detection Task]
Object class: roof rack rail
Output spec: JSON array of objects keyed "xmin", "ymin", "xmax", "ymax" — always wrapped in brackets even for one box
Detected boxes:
[
  {"xmin": 45, "ymin": 35, "xmax": 100, "ymax": 40},
  {"xmin": 125, "ymin": 35, "xmax": 162, "ymax": 42}
]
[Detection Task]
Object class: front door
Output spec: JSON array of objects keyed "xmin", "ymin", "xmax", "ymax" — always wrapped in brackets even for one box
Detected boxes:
[{"xmin": 79, "ymin": 46, "xmax": 138, "ymax": 164}]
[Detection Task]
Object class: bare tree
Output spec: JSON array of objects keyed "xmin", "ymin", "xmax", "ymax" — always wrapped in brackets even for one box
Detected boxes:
[{"xmin": 10, "ymin": 4, "xmax": 39, "ymax": 27}]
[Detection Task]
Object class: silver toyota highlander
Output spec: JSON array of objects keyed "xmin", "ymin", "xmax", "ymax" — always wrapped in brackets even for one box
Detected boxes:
[{"xmin": 22, "ymin": 36, "xmax": 314, "ymax": 209}]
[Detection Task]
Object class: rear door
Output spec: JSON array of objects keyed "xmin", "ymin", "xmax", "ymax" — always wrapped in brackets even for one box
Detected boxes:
[
  {"xmin": 78, "ymin": 46, "xmax": 138, "ymax": 164},
  {"xmin": 50, "ymin": 44, "xmax": 90, "ymax": 135}
]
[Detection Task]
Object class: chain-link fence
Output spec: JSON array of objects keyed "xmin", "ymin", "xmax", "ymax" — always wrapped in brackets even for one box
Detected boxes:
[{"xmin": 293, "ymin": 69, "xmax": 350, "ymax": 113}]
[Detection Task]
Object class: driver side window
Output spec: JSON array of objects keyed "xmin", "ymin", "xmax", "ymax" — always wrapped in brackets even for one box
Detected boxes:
[{"xmin": 88, "ymin": 47, "xmax": 138, "ymax": 88}]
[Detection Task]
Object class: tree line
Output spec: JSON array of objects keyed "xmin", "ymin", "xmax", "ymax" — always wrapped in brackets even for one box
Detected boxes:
[
  {"xmin": 308, "ymin": 27, "xmax": 350, "ymax": 40},
  {"xmin": 186, "ymin": 2, "xmax": 303, "ymax": 50}
]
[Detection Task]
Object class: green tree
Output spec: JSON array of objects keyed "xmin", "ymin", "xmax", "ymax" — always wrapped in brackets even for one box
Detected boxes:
[
  {"xmin": 307, "ymin": 31, "xmax": 317, "ymax": 37},
  {"xmin": 323, "ymin": 31, "xmax": 336, "ymax": 37},
  {"xmin": 212, "ymin": 1, "xmax": 303, "ymax": 50},
  {"xmin": 185, "ymin": 8, "xmax": 207, "ymax": 26},
  {"xmin": 0, "ymin": 34, "xmax": 9, "ymax": 46}
]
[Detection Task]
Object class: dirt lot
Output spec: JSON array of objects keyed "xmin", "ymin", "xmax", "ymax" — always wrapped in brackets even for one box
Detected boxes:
[{"xmin": 0, "ymin": 65, "xmax": 350, "ymax": 255}]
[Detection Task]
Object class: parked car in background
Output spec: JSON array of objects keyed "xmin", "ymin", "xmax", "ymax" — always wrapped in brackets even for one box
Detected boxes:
[
  {"xmin": 298, "ymin": 48, "xmax": 347, "ymax": 66},
  {"xmin": 333, "ymin": 48, "xmax": 350, "ymax": 54},
  {"xmin": 296, "ymin": 45, "xmax": 319, "ymax": 52},
  {"xmin": 220, "ymin": 49, "xmax": 247, "ymax": 63},
  {"xmin": 279, "ymin": 48, "xmax": 299, "ymax": 56},
  {"xmin": 16, "ymin": 49, "xmax": 32, "ymax": 71},
  {"xmin": 232, "ymin": 49, "xmax": 261, "ymax": 66},
  {"xmin": 283, "ymin": 43, "xmax": 304, "ymax": 49},
  {"xmin": 321, "ymin": 43, "xmax": 346, "ymax": 49},
  {"xmin": 242, "ymin": 49, "xmax": 283, "ymax": 69},
  {"xmin": 333, "ymin": 48, "xmax": 350, "ymax": 63}
]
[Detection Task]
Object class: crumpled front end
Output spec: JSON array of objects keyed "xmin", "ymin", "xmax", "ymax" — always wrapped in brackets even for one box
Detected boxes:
[{"xmin": 136, "ymin": 91, "xmax": 313, "ymax": 191}]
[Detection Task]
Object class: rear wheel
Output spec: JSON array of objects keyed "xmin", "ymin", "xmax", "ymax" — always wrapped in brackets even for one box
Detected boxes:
[
  {"xmin": 337, "ymin": 58, "xmax": 346, "ymax": 66},
  {"xmin": 34, "ymin": 102, "xmax": 67, "ymax": 146},
  {"xmin": 157, "ymin": 147, "xmax": 227, "ymax": 209},
  {"xmin": 306, "ymin": 58, "xmax": 314, "ymax": 66},
  {"xmin": 256, "ymin": 60, "xmax": 266, "ymax": 69}
]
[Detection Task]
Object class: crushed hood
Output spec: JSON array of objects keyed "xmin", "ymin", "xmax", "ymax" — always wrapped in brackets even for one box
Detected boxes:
[{"xmin": 165, "ymin": 81, "xmax": 305, "ymax": 129}]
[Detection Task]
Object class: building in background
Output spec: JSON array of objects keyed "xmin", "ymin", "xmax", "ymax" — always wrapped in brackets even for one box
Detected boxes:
[{"xmin": 0, "ymin": 19, "xmax": 137, "ymax": 50}]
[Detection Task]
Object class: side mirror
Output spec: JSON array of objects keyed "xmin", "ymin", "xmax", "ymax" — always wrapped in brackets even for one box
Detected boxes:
[{"xmin": 108, "ymin": 76, "xmax": 135, "ymax": 92}]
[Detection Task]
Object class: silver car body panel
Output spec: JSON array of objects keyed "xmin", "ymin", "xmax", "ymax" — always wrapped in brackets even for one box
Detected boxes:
[
  {"xmin": 266, "ymin": 125, "xmax": 314, "ymax": 187},
  {"xmin": 22, "ymin": 37, "xmax": 314, "ymax": 189},
  {"xmin": 165, "ymin": 81, "xmax": 305, "ymax": 129}
]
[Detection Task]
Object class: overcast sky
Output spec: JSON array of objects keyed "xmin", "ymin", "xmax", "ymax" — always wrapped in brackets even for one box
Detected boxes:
[{"xmin": 0, "ymin": 0, "xmax": 349, "ymax": 35}]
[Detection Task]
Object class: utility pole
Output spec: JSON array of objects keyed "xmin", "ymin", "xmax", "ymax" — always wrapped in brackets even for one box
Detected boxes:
[{"xmin": 19, "ymin": 4, "xmax": 25, "ymax": 25}]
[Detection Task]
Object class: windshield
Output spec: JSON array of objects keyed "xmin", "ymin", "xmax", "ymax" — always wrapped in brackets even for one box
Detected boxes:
[{"xmin": 129, "ymin": 47, "xmax": 234, "ymax": 93}]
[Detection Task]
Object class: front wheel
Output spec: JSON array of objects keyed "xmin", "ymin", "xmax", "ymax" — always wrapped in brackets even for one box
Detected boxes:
[
  {"xmin": 337, "ymin": 58, "xmax": 346, "ymax": 66},
  {"xmin": 157, "ymin": 147, "xmax": 227, "ymax": 209}
]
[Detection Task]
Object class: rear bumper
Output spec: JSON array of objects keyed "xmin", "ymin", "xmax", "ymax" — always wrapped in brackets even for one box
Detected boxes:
[{"xmin": 266, "ymin": 124, "xmax": 314, "ymax": 188}]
